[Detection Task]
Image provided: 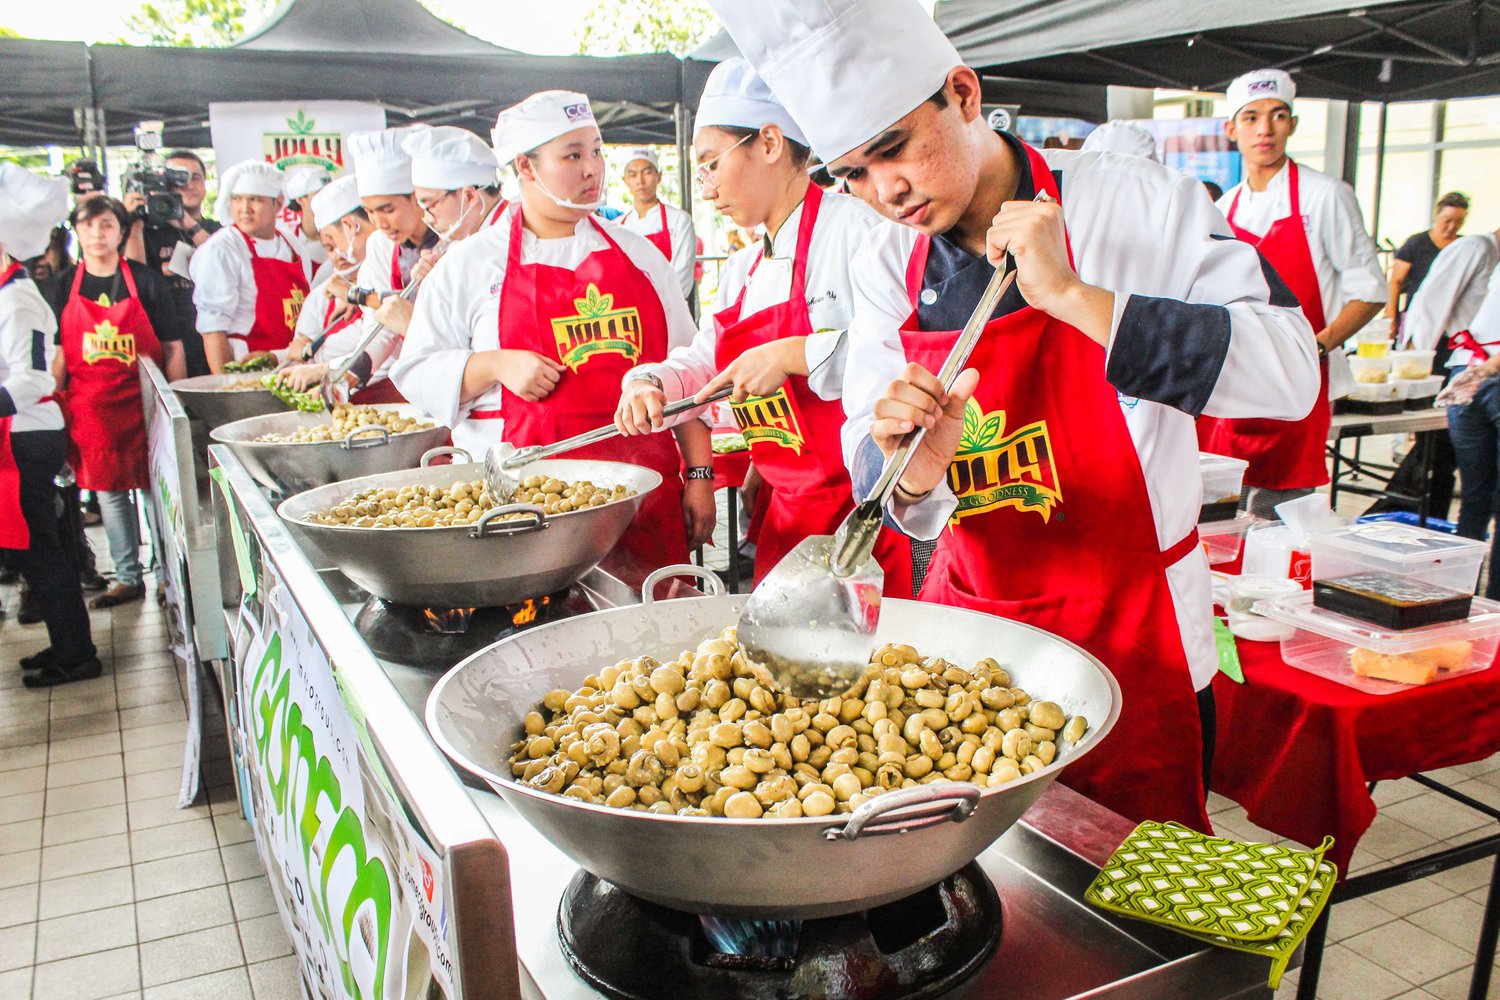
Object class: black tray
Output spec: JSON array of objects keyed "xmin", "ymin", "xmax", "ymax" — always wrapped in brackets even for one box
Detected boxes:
[
  {"xmin": 1199, "ymin": 499, "xmax": 1241, "ymax": 523},
  {"xmin": 1404, "ymin": 395, "xmax": 1438, "ymax": 411},
  {"xmin": 1313, "ymin": 574, "xmax": 1473, "ymax": 630},
  {"xmin": 1336, "ymin": 397, "xmax": 1406, "ymax": 416}
]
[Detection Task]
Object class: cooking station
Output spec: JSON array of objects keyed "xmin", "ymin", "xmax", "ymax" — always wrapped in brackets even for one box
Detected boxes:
[{"xmin": 196, "ymin": 439, "xmax": 1278, "ymax": 1000}]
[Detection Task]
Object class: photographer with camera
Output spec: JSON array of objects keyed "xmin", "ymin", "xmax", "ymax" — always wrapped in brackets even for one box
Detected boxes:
[{"xmin": 122, "ymin": 149, "xmax": 220, "ymax": 377}]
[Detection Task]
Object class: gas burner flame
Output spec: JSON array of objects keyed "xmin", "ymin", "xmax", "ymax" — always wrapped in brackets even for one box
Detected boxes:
[
  {"xmin": 421, "ymin": 606, "xmax": 476, "ymax": 634},
  {"xmin": 698, "ymin": 917, "xmax": 801, "ymax": 959},
  {"xmin": 512, "ymin": 596, "xmax": 549, "ymax": 627}
]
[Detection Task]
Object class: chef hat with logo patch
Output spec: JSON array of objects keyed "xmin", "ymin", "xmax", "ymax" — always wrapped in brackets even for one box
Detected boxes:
[
  {"xmin": 349, "ymin": 126, "xmax": 424, "ymax": 197},
  {"xmin": 622, "ymin": 147, "xmax": 660, "ymax": 172},
  {"xmin": 1080, "ymin": 121, "xmax": 1160, "ymax": 162},
  {"xmin": 696, "ymin": 58, "xmax": 808, "ymax": 148},
  {"xmin": 214, "ymin": 160, "xmax": 285, "ymax": 222},
  {"xmin": 311, "ymin": 176, "xmax": 363, "ymax": 230},
  {"xmin": 404, "ymin": 126, "xmax": 500, "ymax": 190},
  {"xmin": 708, "ymin": 0, "xmax": 960, "ymax": 164},
  {"xmin": 491, "ymin": 91, "xmax": 597, "ymax": 166},
  {"xmin": 283, "ymin": 166, "xmax": 331, "ymax": 202},
  {"xmin": 0, "ymin": 163, "xmax": 69, "ymax": 261},
  {"xmin": 1227, "ymin": 69, "xmax": 1296, "ymax": 119}
]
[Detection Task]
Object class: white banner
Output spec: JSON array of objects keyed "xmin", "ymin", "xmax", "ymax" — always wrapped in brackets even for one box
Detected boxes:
[{"xmin": 209, "ymin": 101, "xmax": 387, "ymax": 174}]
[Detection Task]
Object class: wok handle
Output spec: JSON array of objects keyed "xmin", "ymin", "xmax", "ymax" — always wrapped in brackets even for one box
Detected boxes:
[
  {"xmin": 824, "ymin": 783, "xmax": 980, "ymax": 842},
  {"xmin": 421, "ymin": 445, "xmax": 472, "ymax": 468},
  {"xmin": 340, "ymin": 425, "xmax": 390, "ymax": 451},
  {"xmin": 641, "ymin": 563, "xmax": 726, "ymax": 605},
  {"xmin": 470, "ymin": 504, "xmax": 548, "ymax": 538}
]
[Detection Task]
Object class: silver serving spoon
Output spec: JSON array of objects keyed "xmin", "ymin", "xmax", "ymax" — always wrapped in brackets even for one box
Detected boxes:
[
  {"xmin": 483, "ymin": 386, "xmax": 734, "ymax": 499},
  {"xmin": 737, "ymin": 252, "xmax": 1024, "ymax": 700}
]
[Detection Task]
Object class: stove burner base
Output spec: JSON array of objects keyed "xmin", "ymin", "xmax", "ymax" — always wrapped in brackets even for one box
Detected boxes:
[
  {"xmin": 557, "ymin": 863, "xmax": 1002, "ymax": 1000},
  {"xmin": 352, "ymin": 587, "xmax": 596, "ymax": 668}
]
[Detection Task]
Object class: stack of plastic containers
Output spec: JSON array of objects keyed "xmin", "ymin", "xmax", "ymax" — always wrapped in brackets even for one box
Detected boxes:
[{"xmin": 1198, "ymin": 452, "xmax": 1255, "ymax": 565}]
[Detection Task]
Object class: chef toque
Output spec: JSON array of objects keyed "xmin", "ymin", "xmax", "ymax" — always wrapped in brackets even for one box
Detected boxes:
[
  {"xmin": 0, "ymin": 164, "xmax": 69, "ymax": 262},
  {"xmin": 491, "ymin": 90, "xmax": 597, "ymax": 166},
  {"xmin": 1227, "ymin": 69, "xmax": 1296, "ymax": 119},
  {"xmin": 695, "ymin": 58, "xmax": 808, "ymax": 147},
  {"xmin": 282, "ymin": 166, "xmax": 331, "ymax": 202},
  {"xmin": 214, "ymin": 160, "xmax": 285, "ymax": 222},
  {"xmin": 349, "ymin": 126, "xmax": 424, "ymax": 197},
  {"xmin": 707, "ymin": 0, "xmax": 960, "ymax": 164},
  {"xmin": 311, "ymin": 175, "xmax": 363, "ymax": 230},
  {"xmin": 403, "ymin": 126, "xmax": 500, "ymax": 190},
  {"xmin": 1080, "ymin": 121, "xmax": 1159, "ymax": 162},
  {"xmin": 622, "ymin": 147, "xmax": 660, "ymax": 172}
]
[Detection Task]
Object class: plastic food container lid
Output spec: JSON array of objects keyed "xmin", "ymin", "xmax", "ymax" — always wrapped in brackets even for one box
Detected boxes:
[
  {"xmin": 1310, "ymin": 521, "xmax": 1486, "ymax": 565},
  {"xmin": 1346, "ymin": 382, "xmax": 1402, "ymax": 401},
  {"xmin": 1254, "ymin": 591, "xmax": 1500, "ymax": 653},
  {"xmin": 1397, "ymin": 374, "xmax": 1445, "ymax": 397},
  {"xmin": 1199, "ymin": 452, "xmax": 1250, "ymax": 474},
  {"xmin": 1199, "ymin": 512, "xmax": 1260, "ymax": 538}
]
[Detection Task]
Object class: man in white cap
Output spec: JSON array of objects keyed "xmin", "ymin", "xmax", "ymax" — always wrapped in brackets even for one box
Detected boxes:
[
  {"xmin": 712, "ymin": 0, "xmax": 1319, "ymax": 830},
  {"xmin": 1199, "ymin": 68, "xmax": 1386, "ymax": 517},
  {"xmin": 190, "ymin": 160, "xmax": 310, "ymax": 371},
  {"xmin": 279, "ymin": 165, "xmax": 332, "ymax": 278},
  {"xmin": 618, "ymin": 146, "xmax": 697, "ymax": 300},
  {"xmin": 0, "ymin": 164, "xmax": 99, "ymax": 683},
  {"xmin": 404, "ymin": 125, "xmax": 506, "ymax": 278},
  {"xmin": 284, "ymin": 176, "xmax": 375, "ymax": 371},
  {"xmin": 393, "ymin": 90, "xmax": 714, "ymax": 580}
]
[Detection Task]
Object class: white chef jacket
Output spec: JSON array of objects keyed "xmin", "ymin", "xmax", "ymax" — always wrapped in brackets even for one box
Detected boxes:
[
  {"xmin": 392, "ymin": 204, "xmax": 699, "ymax": 457},
  {"xmin": 636, "ymin": 189, "xmax": 881, "ymax": 422},
  {"xmin": 1403, "ymin": 233, "xmax": 1500, "ymax": 366},
  {"xmin": 293, "ymin": 274, "xmax": 367, "ymax": 363},
  {"xmin": 845, "ymin": 148, "xmax": 1320, "ymax": 692},
  {"xmin": 620, "ymin": 200, "xmax": 697, "ymax": 299},
  {"xmin": 352, "ymin": 230, "xmax": 428, "ymax": 383},
  {"xmin": 276, "ymin": 215, "xmax": 325, "ymax": 282},
  {"xmin": 0, "ymin": 270, "xmax": 62, "ymax": 432},
  {"xmin": 189, "ymin": 225, "xmax": 301, "ymax": 357},
  {"xmin": 1216, "ymin": 161, "xmax": 1386, "ymax": 328}
]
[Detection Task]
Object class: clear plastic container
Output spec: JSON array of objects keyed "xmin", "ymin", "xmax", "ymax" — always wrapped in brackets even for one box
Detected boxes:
[
  {"xmin": 1350, "ymin": 355, "xmax": 1392, "ymax": 383},
  {"xmin": 1356, "ymin": 326, "xmax": 1392, "ymax": 358},
  {"xmin": 1198, "ymin": 452, "xmax": 1248, "ymax": 523},
  {"xmin": 1345, "ymin": 382, "xmax": 1402, "ymax": 403},
  {"xmin": 1200, "ymin": 513, "xmax": 1258, "ymax": 565},
  {"xmin": 1399, "ymin": 374, "xmax": 1444, "ymax": 409},
  {"xmin": 1309, "ymin": 522, "xmax": 1485, "ymax": 628},
  {"xmin": 1391, "ymin": 349, "xmax": 1436, "ymax": 380},
  {"xmin": 1255, "ymin": 591, "xmax": 1500, "ymax": 693},
  {"xmin": 1225, "ymin": 575, "xmax": 1303, "ymax": 641}
]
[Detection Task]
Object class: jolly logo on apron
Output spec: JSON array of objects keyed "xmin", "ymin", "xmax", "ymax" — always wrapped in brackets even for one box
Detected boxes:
[
  {"xmin": 549, "ymin": 283, "xmax": 642, "ymax": 371},
  {"xmin": 282, "ymin": 287, "xmax": 306, "ymax": 331},
  {"xmin": 82, "ymin": 319, "xmax": 137, "ymax": 365},
  {"xmin": 730, "ymin": 388, "xmax": 807, "ymax": 456},
  {"xmin": 948, "ymin": 398, "xmax": 1062, "ymax": 524}
]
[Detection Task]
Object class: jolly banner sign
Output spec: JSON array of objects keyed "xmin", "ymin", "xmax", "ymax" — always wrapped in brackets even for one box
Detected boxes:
[{"xmin": 209, "ymin": 101, "xmax": 387, "ymax": 174}]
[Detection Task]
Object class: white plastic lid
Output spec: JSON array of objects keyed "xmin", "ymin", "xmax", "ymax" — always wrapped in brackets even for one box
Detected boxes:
[
  {"xmin": 1254, "ymin": 591, "xmax": 1500, "ymax": 653},
  {"xmin": 1199, "ymin": 512, "xmax": 1260, "ymax": 538},
  {"xmin": 1199, "ymin": 452, "xmax": 1250, "ymax": 473},
  {"xmin": 1311, "ymin": 522, "xmax": 1485, "ymax": 566}
]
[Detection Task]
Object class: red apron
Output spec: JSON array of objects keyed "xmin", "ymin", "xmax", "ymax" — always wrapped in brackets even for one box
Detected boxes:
[
  {"xmin": 713, "ymin": 185, "xmax": 913, "ymax": 596},
  {"xmin": 495, "ymin": 208, "xmax": 689, "ymax": 581},
  {"xmin": 59, "ymin": 262, "xmax": 162, "ymax": 491},
  {"xmin": 1197, "ymin": 161, "xmax": 1330, "ymax": 490},
  {"xmin": 232, "ymin": 228, "xmax": 309, "ymax": 356},
  {"xmin": 900, "ymin": 144, "xmax": 1211, "ymax": 830},
  {"xmin": 641, "ymin": 203, "xmax": 673, "ymax": 262}
]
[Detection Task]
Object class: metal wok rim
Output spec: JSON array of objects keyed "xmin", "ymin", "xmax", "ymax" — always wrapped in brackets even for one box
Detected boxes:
[
  {"xmin": 209, "ymin": 405, "xmax": 442, "ymax": 450},
  {"xmin": 425, "ymin": 594, "xmax": 1123, "ymax": 828},
  {"xmin": 169, "ymin": 373, "xmax": 277, "ymax": 394}
]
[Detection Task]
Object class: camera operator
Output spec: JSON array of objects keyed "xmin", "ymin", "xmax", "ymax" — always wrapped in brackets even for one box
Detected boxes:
[{"xmin": 123, "ymin": 150, "xmax": 220, "ymax": 377}]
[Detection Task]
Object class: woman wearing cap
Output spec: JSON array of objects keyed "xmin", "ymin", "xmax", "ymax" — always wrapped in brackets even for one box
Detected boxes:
[
  {"xmin": 615, "ymin": 58, "xmax": 912, "ymax": 595},
  {"xmin": 618, "ymin": 147, "xmax": 697, "ymax": 300},
  {"xmin": 0, "ymin": 164, "xmax": 99, "ymax": 685},
  {"xmin": 190, "ymin": 161, "xmax": 310, "ymax": 372},
  {"xmin": 394, "ymin": 90, "xmax": 714, "ymax": 581},
  {"xmin": 710, "ymin": 0, "xmax": 1319, "ymax": 829}
]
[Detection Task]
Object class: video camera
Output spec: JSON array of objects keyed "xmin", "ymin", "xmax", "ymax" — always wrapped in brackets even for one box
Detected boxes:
[
  {"xmin": 124, "ymin": 120, "xmax": 187, "ymax": 226},
  {"xmin": 65, "ymin": 159, "xmax": 106, "ymax": 197}
]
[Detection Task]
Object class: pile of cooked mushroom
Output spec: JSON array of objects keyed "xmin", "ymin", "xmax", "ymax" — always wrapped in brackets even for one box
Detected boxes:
[
  {"xmin": 306, "ymin": 475, "xmax": 635, "ymax": 529},
  {"xmin": 254, "ymin": 404, "xmax": 434, "ymax": 444}
]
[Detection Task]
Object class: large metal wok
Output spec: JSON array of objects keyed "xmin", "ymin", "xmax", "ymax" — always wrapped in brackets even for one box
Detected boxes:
[
  {"xmin": 427, "ymin": 566, "xmax": 1122, "ymax": 919},
  {"xmin": 170, "ymin": 373, "xmax": 286, "ymax": 429},
  {"xmin": 210, "ymin": 405, "xmax": 450, "ymax": 495},
  {"xmin": 278, "ymin": 451, "xmax": 660, "ymax": 607}
]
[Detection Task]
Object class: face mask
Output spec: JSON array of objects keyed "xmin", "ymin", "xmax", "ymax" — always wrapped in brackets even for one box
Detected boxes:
[
  {"xmin": 523, "ymin": 155, "xmax": 605, "ymax": 212},
  {"xmin": 436, "ymin": 190, "xmax": 477, "ymax": 241}
]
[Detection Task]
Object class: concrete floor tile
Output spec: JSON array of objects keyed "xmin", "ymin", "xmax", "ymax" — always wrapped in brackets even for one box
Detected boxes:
[
  {"xmin": 1345, "ymin": 918, "xmax": 1474, "ymax": 986},
  {"xmin": 133, "ymin": 848, "xmax": 225, "ymax": 901},
  {"xmin": 130, "ymin": 817, "xmax": 217, "ymax": 864},
  {"xmin": 47, "ymin": 753, "xmax": 125, "ymax": 788},
  {"xmin": 118, "ymin": 684, "xmax": 183, "ymax": 711},
  {"xmin": 51, "ymin": 694, "xmax": 119, "ymax": 722},
  {"xmin": 34, "ymin": 903, "xmax": 137, "ymax": 963},
  {"xmin": 121, "ymin": 720, "xmax": 188, "ymax": 752},
  {"xmin": 1328, "ymin": 895, "xmax": 1402, "ymax": 943},
  {"xmin": 0, "ymin": 764, "xmax": 44, "ymax": 797},
  {"xmin": 1409, "ymin": 893, "xmax": 1489, "ymax": 951},
  {"xmin": 37, "ymin": 866, "xmax": 134, "ymax": 919},
  {"xmin": 0, "ymin": 817, "xmax": 41, "ymax": 854},
  {"xmin": 40, "ymin": 832, "xmax": 131, "ymax": 880},
  {"xmin": 237, "ymin": 913, "xmax": 292, "ymax": 964},
  {"xmin": 115, "ymin": 669, "xmax": 179, "ymax": 694},
  {"xmin": 1381, "ymin": 789, "xmax": 1494, "ymax": 839},
  {"xmin": 0, "ymin": 921, "xmax": 34, "ymax": 971},
  {"xmin": 135, "ymin": 885, "xmax": 233, "ymax": 943},
  {"xmin": 42, "ymin": 802, "xmax": 128, "ymax": 846},
  {"xmin": 1370, "ymin": 871, "xmax": 1468, "ymax": 917},
  {"xmin": 1303, "ymin": 943, "xmax": 1420, "ymax": 1000},
  {"xmin": 0, "ymin": 966, "xmax": 32, "ymax": 994},
  {"xmin": 120, "ymin": 703, "xmax": 187, "ymax": 731},
  {"xmin": 220, "ymin": 841, "xmax": 262, "ymax": 882},
  {"xmin": 246, "ymin": 956, "xmax": 300, "ymax": 1000},
  {"xmin": 138, "ymin": 924, "xmax": 242, "ymax": 988},
  {"xmin": 1419, "ymin": 967, "xmax": 1498, "ymax": 1000},
  {"xmin": 214, "ymin": 815, "xmax": 255, "ymax": 848},
  {"xmin": 45, "ymin": 775, "xmax": 126, "ymax": 815},
  {"xmin": 227, "ymin": 877, "xmax": 277, "ymax": 921},
  {"xmin": 127, "ymin": 794, "xmax": 211, "ymax": 831},
  {"xmin": 127, "ymin": 742, "xmax": 187, "ymax": 775},
  {"xmin": 0, "ymin": 848, "xmax": 39, "ymax": 888},
  {"xmin": 0, "ymin": 883, "xmax": 37, "ymax": 928},
  {"xmin": 0, "ymin": 742, "xmax": 45, "ymax": 771},
  {"xmin": 0, "ymin": 722, "xmax": 49, "ymax": 750},
  {"xmin": 0, "ymin": 789, "xmax": 44, "ymax": 823},
  {"xmin": 48, "ymin": 711, "xmax": 120, "ymax": 740},
  {"xmin": 142, "ymin": 966, "xmax": 252, "ymax": 1000},
  {"xmin": 128, "ymin": 766, "xmax": 186, "ymax": 802},
  {"xmin": 31, "ymin": 944, "xmax": 140, "ymax": 1000},
  {"xmin": 48, "ymin": 730, "xmax": 123, "ymax": 764}
]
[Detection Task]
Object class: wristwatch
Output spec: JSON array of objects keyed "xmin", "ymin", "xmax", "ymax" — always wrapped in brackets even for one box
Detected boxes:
[
  {"xmin": 626, "ymin": 369, "xmax": 664, "ymax": 391},
  {"xmin": 685, "ymin": 466, "xmax": 714, "ymax": 481},
  {"xmin": 346, "ymin": 285, "xmax": 371, "ymax": 307}
]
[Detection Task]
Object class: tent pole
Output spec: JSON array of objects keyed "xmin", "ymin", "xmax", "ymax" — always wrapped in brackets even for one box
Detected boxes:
[{"xmin": 1371, "ymin": 101, "xmax": 1387, "ymax": 242}]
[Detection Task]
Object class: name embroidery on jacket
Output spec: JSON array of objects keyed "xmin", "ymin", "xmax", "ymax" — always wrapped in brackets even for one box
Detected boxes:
[
  {"xmin": 550, "ymin": 284, "xmax": 642, "ymax": 371},
  {"xmin": 82, "ymin": 320, "xmax": 136, "ymax": 365},
  {"xmin": 947, "ymin": 398, "xmax": 1061, "ymax": 523},
  {"xmin": 730, "ymin": 388, "xmax": 806, "ymax": 455}
]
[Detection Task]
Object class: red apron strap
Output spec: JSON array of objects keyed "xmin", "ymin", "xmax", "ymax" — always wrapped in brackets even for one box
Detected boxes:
[
  {"xmin": 904, "ymin": 235, "xmax": 931, "ymax": 307},
  {"xmin": 1451, "ymin": 329, "xmax": 1491, "ymax": 361},
  {"xmin": 1163, "ymin": 529, "xmax": 1202, "ymax": 568},
  {"xmin": 469, "ymin": 408, "xmax": 503, "ymax": 419}
]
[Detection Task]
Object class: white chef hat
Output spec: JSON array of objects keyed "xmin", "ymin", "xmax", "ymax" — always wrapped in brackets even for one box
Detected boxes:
[
  {"xmin": 492, "ymin": 90, "xmax": 597, "ymax": 166},
  {"xmin": 0, "ymin": 164, "xmax": 69, "ymax": 261},
  {"xmin": 283, "ymin": 166, "xmax": 331, "ymax": 202},
  {"xmin": 696, "ymin": 58, "xmax": 808, "ymax": 148},
  {"xmin": 1080, "ymin": 121, "xmax": 1159, "ymax": 162},
  {"xmin": 622, "ymin": 147, "xmax": 660, "ymax": 171},
  {"xmin": 349, "ymin": 126, "xmax": 424, "ymax": 197},
  {"xmin": 311, "ymin": 176, "xmax": 363, "ymax": 230},
  {"xmin": 1227, "ymin": 69, "xmax": 1296, "ymax": 119},
  {"xmin": 214, "ymin": 160, "xmax": 285, "ymax": 221},
  {"xmin": 707, "ymin": 0, "xmax": 960, "ymax": 164},
  {"xmin": 402, "ymin": 126, "xmax": 499, "ymax": 190}
]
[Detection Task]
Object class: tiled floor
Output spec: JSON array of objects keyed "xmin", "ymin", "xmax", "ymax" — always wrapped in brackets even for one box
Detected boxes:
[{"xmin": 0, "ymin": 565, "xmax": 303, "ymax": 1000}]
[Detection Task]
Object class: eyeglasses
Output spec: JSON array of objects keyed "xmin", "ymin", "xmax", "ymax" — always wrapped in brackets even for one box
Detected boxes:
[
  {"xmin": 416, "ymin": 189, "xmax": 458, "ymax": 218},
  {"xmin": 695, "ymin": 134, "xmax": 752, "ymax": 192}
]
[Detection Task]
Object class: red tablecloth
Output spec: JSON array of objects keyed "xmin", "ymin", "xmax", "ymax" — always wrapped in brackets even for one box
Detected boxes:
[{"xmin": 1211, "ymin": 638, "xmax": 1500, "ymax": 877}]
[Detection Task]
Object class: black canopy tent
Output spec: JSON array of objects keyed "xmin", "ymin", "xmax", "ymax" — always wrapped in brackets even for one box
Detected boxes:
[{"xmin": 0, "ymin": 39, "xmax": 95, "ymax": 147}]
